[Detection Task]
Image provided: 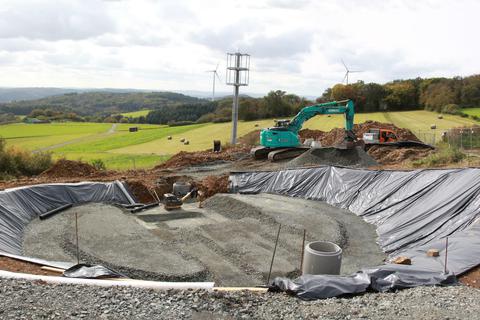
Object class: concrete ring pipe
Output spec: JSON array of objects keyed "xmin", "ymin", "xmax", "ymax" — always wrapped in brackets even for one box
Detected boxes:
[{"xmin": 302, "ymin": 241, "xmax": 342, "ymax": 275}]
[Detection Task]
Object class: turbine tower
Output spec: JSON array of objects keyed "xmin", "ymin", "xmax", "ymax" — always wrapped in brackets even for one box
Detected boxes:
[
  {"xmin": 206, "ymin": 62, "xmax": 221, "ymax": 101},
  {"xmin": 341, "ymin": 59, "xmax": 362, "ymax": 85}
]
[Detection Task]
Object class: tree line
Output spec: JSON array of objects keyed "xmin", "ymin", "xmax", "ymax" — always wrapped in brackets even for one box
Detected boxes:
[
  {"xmin": 180, "ymin": 74, "xmax": 480, "ymax": 124},
  {"xmin": 1, "ymin": 74, "xmax": 479, "ymax": 125}
]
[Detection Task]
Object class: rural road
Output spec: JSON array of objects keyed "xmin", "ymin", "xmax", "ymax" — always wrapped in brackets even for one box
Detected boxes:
[{"xmin": 33, "ymin": 123, "xmax": 117, "ymax": 153}]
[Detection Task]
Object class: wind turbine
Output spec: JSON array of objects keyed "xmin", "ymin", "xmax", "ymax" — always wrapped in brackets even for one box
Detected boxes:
[
  {"xmin": 206, "ymin": 62, "xmax": 221, "ymax": 101},
  {"xmin": 341, "ymin": 59, "xmax": 362, "ymax": 85}
]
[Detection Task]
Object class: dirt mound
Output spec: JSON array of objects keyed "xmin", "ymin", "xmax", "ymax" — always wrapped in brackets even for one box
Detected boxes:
[
  {"xmin": 40, "ymin": 159, "xmax": 98, "ymax": 178},
  {"xmin": 366, "ymin": 145, "xmax": 434, "ymax": 165},
  {"xmin": 155, "ymin": 147, "xmax": 249, "ymax": 169},
  {"xmin": 287, "ymin": 147, "xmax": 378, "ymax": 168},
  {"xmin": 299, "ymin": 121, "xmax": 420, "ymax": 147},
  {"xmin": 238, "ymin": 130, "xmax": 260, "ymax": 146},
  {"xmin": 125, "ymin": 180, "xmax": 156, "ymax": 203},
  {"xmin": 197, "ymin": 175, "xmax": 229, "ymax": 198}
]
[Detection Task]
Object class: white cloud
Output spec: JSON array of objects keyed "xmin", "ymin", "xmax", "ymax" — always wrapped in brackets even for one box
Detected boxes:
[
  {"xmin": 0, "ymin": 0, "xmax": 115, "ymax": 41},
  {"xmin": 0, "ymin": 0, "xmax": 479, "ymax": 96}
]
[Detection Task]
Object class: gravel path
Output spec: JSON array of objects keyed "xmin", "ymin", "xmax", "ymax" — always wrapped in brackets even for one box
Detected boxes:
[{"xmin": 0, "ymin": 278, "xmax": 478, "ymax": 319}]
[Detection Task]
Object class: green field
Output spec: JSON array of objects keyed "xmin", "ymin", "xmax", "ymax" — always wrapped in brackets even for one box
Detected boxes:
[
  {"xmin": 0, "ymin": 110, "xmax": 478, "ymax": 170},
  {"xmin": 461, "ymin": 108, "xmax": 480, "ymax": 117},
  {"xmin": 120, "ymin": 110, "xmax": 151, "ymax": 117}
]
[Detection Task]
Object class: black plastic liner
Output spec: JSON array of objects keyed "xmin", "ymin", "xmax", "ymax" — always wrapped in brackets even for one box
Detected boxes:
[
  {"xmin": 230, "ymin": 166, "xmax": 480, "ymax": 299},
  {"xmin": 63, "ymin": 263, "xmax": 125, "ymax": 279},
  {"xmin": 0, "ymin": 181, "xmax": 134, "ymax": 255}
]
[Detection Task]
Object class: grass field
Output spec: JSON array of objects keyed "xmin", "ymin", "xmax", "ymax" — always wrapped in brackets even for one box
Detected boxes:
[
  {"xmin": 120, "ymin": 110, "xmax": 151, "ymax": 117},
  {"xmin": 461, "ymin": 108, "xmax": 480, "ymax": 117},
  {"xmin": 1, "ymin": 110, "xmax": 478, "ymax": 170}
]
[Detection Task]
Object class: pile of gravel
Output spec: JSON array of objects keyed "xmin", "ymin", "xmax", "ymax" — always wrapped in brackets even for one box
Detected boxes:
[
  {"xmin": 287, "ymin": 147, "xmax": 377, "ymax": 168},
  {"xmin": 0, "ymin": 278, "xmax": 479, "ymax": 319}
]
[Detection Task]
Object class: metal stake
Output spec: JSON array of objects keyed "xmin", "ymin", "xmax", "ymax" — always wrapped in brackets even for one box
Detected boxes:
[
  {"xmin": 75, "ymin": 211, "xmax": 80, "ymax": 265},
  {"xmin": 300, "ymin": 229, "xmax": 306, "ymax": 274},
  {"xmin": 267, "ymin": 224, "xmax": 281, "ymax": 285},
  {"xmin": 444, "ymin": 237, "xmax": 449, "ymax": 274}
]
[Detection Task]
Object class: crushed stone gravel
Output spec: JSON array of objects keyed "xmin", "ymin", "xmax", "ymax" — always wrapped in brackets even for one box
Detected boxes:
[{"xmin": 0, "ymin": 278, "xmax": 479, "ymax": 319}]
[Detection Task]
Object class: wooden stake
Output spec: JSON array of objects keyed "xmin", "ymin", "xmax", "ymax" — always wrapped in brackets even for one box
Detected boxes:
[
  {"xmin": 267, "ymin": 224, "xmax": 281, "ymax": 285},
  {"xmin": 75, "ymin": 211, "xmax": 80, "ymax": 265},
  {"xmin": 300, "ymin": 229, "xmax": 306, "ymax": 274},
  {"xmin": 444, "ymin": 237, "xmax": 449, "ymax": 274}
]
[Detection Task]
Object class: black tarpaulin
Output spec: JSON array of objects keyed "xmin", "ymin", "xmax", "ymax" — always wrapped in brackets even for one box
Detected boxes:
[
  {"xmin": 230, "ymin": 166, "xmax": 480, "ymax": 299},
  {"xmin": 0, "ymin": 181, "xmax": 134, "ymax": 255}
]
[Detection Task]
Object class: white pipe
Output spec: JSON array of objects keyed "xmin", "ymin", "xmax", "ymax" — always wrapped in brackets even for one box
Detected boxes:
[{"xmin": 0, "ymin": 270, "xmax": 214, "ymax": 290}]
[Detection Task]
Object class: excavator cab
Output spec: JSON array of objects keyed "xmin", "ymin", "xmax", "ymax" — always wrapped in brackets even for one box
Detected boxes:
[{"xmin": 272, "ymin": 119, "xmax": 291, "ymax": 129}]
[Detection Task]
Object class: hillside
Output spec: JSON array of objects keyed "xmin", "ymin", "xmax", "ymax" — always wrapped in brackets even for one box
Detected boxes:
[
  {"xmin": 0, "ymin": 110, "xmax": 476, "ymax": 170},
  {"xmin": 0, "ymin": 91, "xmax": 206, "ymax": 116}
]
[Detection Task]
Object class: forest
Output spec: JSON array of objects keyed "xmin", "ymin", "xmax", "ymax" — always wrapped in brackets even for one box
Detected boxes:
[{"xmin": 0, "ymin": 74, "xmax": 479, "ymax": 125}]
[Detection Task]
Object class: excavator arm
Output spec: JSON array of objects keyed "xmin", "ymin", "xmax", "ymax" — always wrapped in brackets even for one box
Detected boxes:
[
  {"xmin": 252, "ymin": 99, "xmax": 358, "ymax": 161},
  {"xmin": 287, "ymin": 99, "xmax": 354, "ymax": 133}
]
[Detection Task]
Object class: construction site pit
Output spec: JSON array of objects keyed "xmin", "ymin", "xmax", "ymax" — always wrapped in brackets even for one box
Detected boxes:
[{"xmin": 22, "ymin": 193, "xmax": 385, "ymax": 286}]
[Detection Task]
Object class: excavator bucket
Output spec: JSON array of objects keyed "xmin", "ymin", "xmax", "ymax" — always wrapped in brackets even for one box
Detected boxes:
[{"xmin": 334, "ymin": 130, "xmax": 364, "ymax": 150}]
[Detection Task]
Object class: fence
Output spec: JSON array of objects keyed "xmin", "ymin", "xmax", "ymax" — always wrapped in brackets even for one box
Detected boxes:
[{"xmin": 413, "ymin": 127, "xmax": 480, "ymax": 150}]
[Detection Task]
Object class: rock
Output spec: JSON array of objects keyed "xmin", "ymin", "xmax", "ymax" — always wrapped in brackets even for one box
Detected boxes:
[{"xmin": 392, "ymin": 256, "xmax": 412, "ymax": 265}]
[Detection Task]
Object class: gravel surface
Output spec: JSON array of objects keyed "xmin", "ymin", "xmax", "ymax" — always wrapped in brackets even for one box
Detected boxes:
[
  {"xmin": 23, "ymin": 195, "xmax": 384, "ymax": 286},
  {"xmin": 286, "ymin": 147, "xmax": 377, "ymax": 168},
  {"xmin": 0, "ymin": 278, "xmax": 478, "ymax": 319}
]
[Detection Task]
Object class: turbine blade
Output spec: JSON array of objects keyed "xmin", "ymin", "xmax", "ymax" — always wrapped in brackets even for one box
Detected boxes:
[
  {"xmin": 215, "ymin": 61, "xmax": 220, "ymax": 72},
  {"xmin": 349, "ymin": 70, "xmax": 363, "ymax": 73},
  {"xmin": 341, "ymin": 59, "xmax": 348, "ymax": 70},
  {"xmin": 342, "ymin": 72, "xmax": 348, "ymax": 83},
  {"xmin": 215, "ymin": 71, "xmax": 221, "ymax": 82}
]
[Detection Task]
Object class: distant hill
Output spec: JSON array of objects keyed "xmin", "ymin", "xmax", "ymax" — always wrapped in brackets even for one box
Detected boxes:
[
  {"xmin": 0, "ymin": 88, "xmax": 80, "ymax": 103},
  {"xmin": 0, "ymin": 91, "xmax": 206, "ymax": 116}
]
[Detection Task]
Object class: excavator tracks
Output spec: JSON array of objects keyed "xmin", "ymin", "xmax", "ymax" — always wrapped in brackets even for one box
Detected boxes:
[{"xmin": 251, "ymin": 146, "xmax": 310, "ymax": 161}]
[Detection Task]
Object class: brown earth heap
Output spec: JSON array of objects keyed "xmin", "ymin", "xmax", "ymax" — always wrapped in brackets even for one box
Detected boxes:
[
  {"xmin": 298, "ymin": 121, "xmax": 431, "ymax": 165},
  {"xmin": 366, "ymin": 145, "xmax": 433, "ymax": 165},
  {"xmin": 299, "ymin": 121, "xmax": 420, "ymax": 146},
  {"xmin": 125, "ymin": 180, "xmax": 156, "ymax": 203},
  {"xmin": 155, "ymin": 146, "xmax": 249, "ymax": 169},
  {"xmin": 40, "ymin": 159, "xmax": 99, "ymax": 178},
  {"xmin": 197, "ymin": 175, "xmax": 229, "ymax": 198}
]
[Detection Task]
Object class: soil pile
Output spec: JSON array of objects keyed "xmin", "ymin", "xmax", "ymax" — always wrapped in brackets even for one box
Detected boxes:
[
  {"xmin": 197, "ymin": 175, "xmax": 229, "ymax": 198},
  {"xmin": 155, "ymin": 147, "xmax": 249, "ymax": 169},
  {"xmin": 238, "ymin": 130, "xmax": 260, "ymax": 146},
  {"xmin": 40, "ymin": 159, "xmax": 98, "ymax": 178},
  {"xmin": 366, "ymin": 145, "xmax": 434, "ymax": 165},
  {"xmin": 125, "ymin": 180, "xmax": 156, "ymax": 203},
  {"xmin": 287, "ymin": 147, "xmax": 378, "ymax": 168},
  {"xmin": 299, "ymin": 121, "xmax": 420, "ymax": 147}
]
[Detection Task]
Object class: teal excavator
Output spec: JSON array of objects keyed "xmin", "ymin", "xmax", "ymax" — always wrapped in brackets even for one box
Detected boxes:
[{"xmin": 251, "ymin": 99, "xmax": 361, "ymax": 161}]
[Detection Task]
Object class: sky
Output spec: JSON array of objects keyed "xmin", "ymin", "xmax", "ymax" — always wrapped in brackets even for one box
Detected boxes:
[{"xmin": 0, "ymin": 0, "xmax": 479, "ymax": 97}]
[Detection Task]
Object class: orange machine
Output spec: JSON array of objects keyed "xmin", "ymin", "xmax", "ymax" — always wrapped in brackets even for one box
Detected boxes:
[{"xmin": 363, "ymin": 128, "xmax": 398, "ymax": 144}]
